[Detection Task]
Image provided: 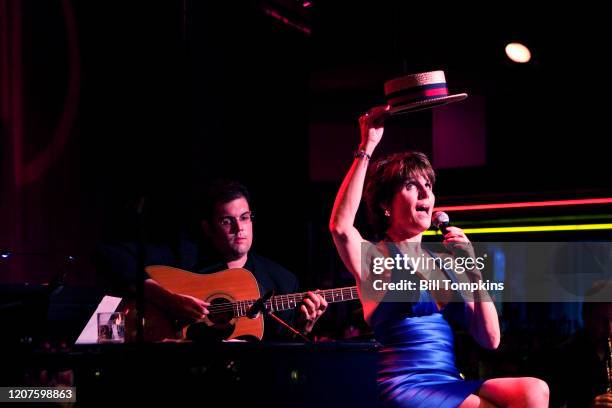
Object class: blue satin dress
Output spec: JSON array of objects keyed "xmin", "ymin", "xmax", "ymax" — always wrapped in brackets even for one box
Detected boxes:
[{"xmin": 371, "ymin": 259, "xmax": 484, "ymax": 407}]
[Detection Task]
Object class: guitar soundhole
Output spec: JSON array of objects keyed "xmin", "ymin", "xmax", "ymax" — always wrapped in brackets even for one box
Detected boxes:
[{"xmin": 208, "ymin": 297, "xmax": 234, "ymax": 325}]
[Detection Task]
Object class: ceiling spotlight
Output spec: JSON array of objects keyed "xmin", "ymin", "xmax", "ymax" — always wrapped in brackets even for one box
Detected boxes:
[{"xmin": 505, "ymin": 42, "xmax": 531, "ymax": 63}]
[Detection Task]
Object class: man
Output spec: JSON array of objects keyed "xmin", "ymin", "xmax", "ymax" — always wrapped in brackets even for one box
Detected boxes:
[{"xmin": 99, "ymin": 180, "xmax": 327, "ymax": 340}]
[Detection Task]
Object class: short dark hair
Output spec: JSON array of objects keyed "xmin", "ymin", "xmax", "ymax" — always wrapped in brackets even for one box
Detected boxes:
[
  {"xmin": 200, "ymin": 179, "xmax": 251, "ymax": 221},
  {"xmin": 364, "ymin": 151, "xmax": 435, "ymax": 238}
]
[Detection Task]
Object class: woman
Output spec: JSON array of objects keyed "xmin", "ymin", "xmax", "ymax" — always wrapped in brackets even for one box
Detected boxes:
[{"xmin": 329, "ymin": 105, "xmax": 549, "ymax": 407}]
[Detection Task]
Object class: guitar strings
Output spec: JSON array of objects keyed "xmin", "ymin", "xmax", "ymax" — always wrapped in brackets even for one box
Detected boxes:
[
  {"xmin": 203, "ymin": 287, "xmax": 359, "ymax": 314},
  {"xmin": 205, "ymin": 288, "xmax": 359, "ymax": 314}
]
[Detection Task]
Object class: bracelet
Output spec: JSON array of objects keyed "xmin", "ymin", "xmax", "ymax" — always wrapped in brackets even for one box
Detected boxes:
[{"xmin": 354, "ymin": 150, "xmax": 371, "ymax": 160}]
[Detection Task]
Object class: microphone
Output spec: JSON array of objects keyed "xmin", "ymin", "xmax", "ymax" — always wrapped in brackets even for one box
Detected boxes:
[
  {"xmin": 432, "ymin": 211, "xmax": 450, "ymax": 235},
  {"xmin": 247, "ymin": 289, "xmax": 274, "ymax": 318}
]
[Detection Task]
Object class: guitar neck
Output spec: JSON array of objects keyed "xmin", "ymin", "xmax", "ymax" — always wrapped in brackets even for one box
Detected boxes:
[
  {"xmin": 269, "ymin": 286, "xmax": 359, "ymax": 312},
  {"xmin": 234, "ymin": 286, "xmax": 359, "ymax": 317}
]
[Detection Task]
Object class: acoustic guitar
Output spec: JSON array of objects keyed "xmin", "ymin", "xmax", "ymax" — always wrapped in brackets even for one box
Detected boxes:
[{"xmin": 124, "ymin": 265, "xmax": 359, "ymax": 342}]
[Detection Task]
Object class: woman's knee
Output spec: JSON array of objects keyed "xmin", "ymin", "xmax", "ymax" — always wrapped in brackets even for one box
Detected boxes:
[
  {"xmin": 480, "ymin": 377, "xmax": 549, "ymax": 407},
  {"xmin": 523, "ymin": 377, "xmax": 549, "ymax": 406}
]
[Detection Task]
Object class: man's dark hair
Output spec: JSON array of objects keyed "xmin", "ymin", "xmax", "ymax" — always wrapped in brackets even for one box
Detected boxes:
[{"xmin": 200, "ymin": 179, "xmax": 251, "ymax": 221}]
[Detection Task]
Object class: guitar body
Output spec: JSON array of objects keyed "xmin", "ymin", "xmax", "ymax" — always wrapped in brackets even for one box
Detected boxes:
[
  {"xmin": 139, "ymin": 266, "xmax": 264, "ymax": 341},
  {"xmin": 118, "ymin": 265, "xmax": 357, "ymax": 342}
]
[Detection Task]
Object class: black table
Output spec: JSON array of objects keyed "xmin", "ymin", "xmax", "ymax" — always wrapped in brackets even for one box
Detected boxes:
[{"xmin": 5, "ymin": 340, "xmax": 381, "ymax": 407}]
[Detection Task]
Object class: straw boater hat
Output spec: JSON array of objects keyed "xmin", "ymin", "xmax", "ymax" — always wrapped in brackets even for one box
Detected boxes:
[{"xmin": 384, "ymin": 70, "xmax": 468, "ymax": 115}]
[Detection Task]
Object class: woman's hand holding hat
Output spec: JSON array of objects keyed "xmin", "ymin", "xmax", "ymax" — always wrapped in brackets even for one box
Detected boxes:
[{"xmin": 359, "ymin": 105, "xmax": 390, "ymax": 151}]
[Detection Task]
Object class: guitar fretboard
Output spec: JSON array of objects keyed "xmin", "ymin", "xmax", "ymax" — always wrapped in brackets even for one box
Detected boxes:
[{"xmin": 232, "ymin": 286, "xmax": 359, "ymax": 318}]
